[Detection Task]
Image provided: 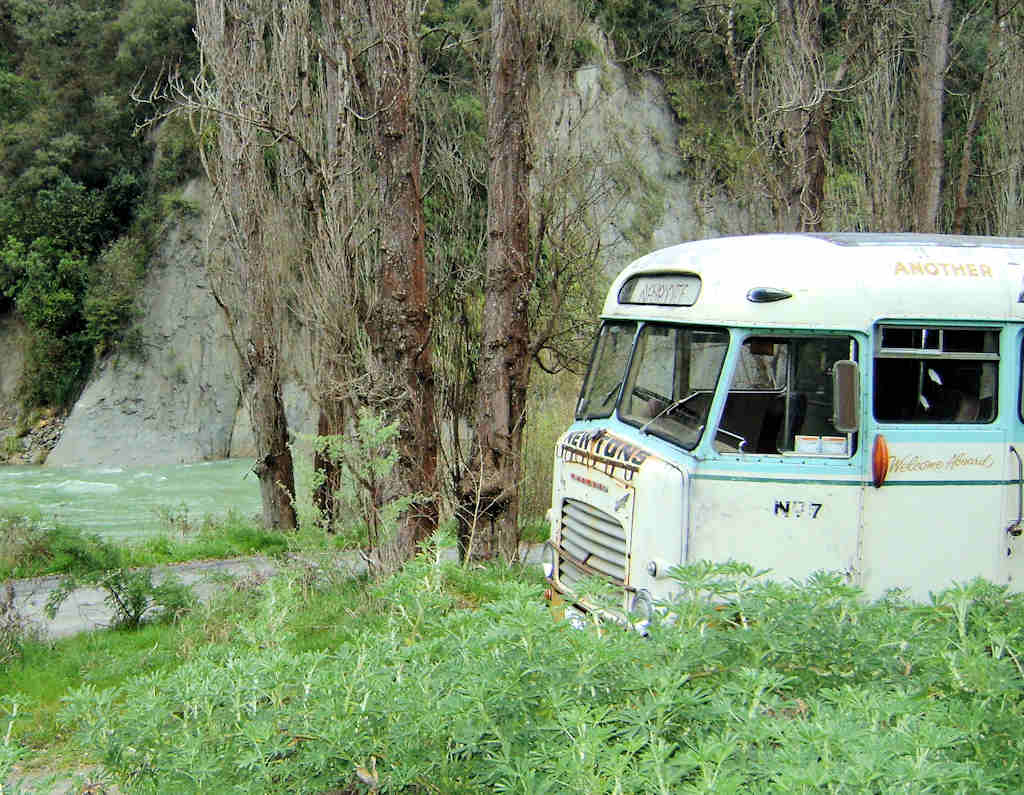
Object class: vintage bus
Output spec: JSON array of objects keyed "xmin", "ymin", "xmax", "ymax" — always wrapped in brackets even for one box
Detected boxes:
[{"xmin": 544, "ymin": 233, "xmax": 1024, "ymax": 619}]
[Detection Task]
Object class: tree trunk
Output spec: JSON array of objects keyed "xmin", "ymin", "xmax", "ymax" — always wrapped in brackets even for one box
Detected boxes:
[
  {"xmin": 193, "ymin": 0, "xmax": 298, "ymax": 531},
  {"xmin": 364, "ymin": 0, "xmax": 439, "ymax": 570},
  {"xmin": 914, "ymin": 0, "xmax": 951, "ymax": 232},
  {"xmin": 248, "ymin": 343, "xmax": 297, "ymax": 530},
  {"xmin": 777, "ymin": 0, "xmax": 826, "ymax": 231},
  {"xmin": 952, "ymin": 3, "xmax": 1004, "ymax": 235},
  {"xmin": 459, "ymin": 0, "xmax": 532, "ymax": 563}
]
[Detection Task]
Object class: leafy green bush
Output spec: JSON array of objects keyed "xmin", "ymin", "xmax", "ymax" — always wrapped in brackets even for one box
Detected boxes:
[
  {"xmin": 46, "ymin": 567, "xmax": 195, "ymax": 631},
  {"xmin": 1, "ymin": 581, "xmax": 36, "ymax": 667},
  {"xmin": 1, "ymin": 235, "xmax": 94, "ymax": 406},
  {"xmin": 133, "ymin": 510, "xmax": 289, "ymax": 564},
  {"xmin": 1, "ymin": 230, "xmax": 146, "ymax": 404},
  {"xmin": 300, "ymin": 408, "xmax": 424, "ymax": 547},
  {"xmin": 83, "ymin": 235, "xmax": 145, "ymax": 354},
  {"xmin": 1, "ymin": 509, "xmax": 285, "ymax": 581},
  {"xmin": 0, "ymin": 514, "xmax": 122, "ymax": 580},
  {"xmin": 0, "ymin": 696, "xmax": 28, "ymax": 783},
  {"xmin": 54, "ymin": 558, "xmax": 1024, "ymax": 793},
  {"xmin": 0, "ymin": 70, "xmax": 34, "ymax": 123},
  {"xmin": 1, "ymin": 0, "xmax": 198, "ymax": 411},
  {"xmin": 149, "ymin": 115, "xmax": 203, "ymax": 197},
  {"xmin": 112, "ymin": 0, "xmax": 197, "ymax": 83}
]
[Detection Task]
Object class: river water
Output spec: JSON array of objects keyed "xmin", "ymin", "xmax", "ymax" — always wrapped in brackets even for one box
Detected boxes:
[{"xmin": 0, "ymin": 459, "xmax": 262, "ymax": 540}]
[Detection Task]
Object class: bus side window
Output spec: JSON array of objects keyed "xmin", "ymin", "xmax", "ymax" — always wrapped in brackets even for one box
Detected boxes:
[
  {"xmin": 715, "ymin": 336, "xmax": 857, "ymax": 456},
  {"xmin": 873, "ymin": 326, "xmax": 997, "ymax": 424}
]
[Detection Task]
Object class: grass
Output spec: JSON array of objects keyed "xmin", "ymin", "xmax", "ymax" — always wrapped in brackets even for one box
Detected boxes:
[
  {"xmin": 2, "ymin": 621, "xmax": 185, "ymax": 751},
  {"xmin": 0, "ymin": 510, "xmax": 288, "ymax": 581},
  {"xmin": 5, "ymin": 548, "xmax": 1024, "ymax": 793}
]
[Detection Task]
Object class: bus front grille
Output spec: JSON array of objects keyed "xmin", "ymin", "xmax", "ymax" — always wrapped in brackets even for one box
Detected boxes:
[{"xmin": 558, "ymin": 498, "xmax": 628, "ymax": 586}]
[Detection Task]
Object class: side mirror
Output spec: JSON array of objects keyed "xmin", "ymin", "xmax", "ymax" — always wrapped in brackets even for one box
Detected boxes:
[{"xmin": 833, "ymin": 360, "xmax": 860, "ymax": 432}]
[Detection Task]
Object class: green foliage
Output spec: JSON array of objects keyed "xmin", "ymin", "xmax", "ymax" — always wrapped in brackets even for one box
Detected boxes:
[
  {"xmin": 21, "ymin": 332, "xmax": 93, "ymax": 408},
  {"xmin": 0, "ymin": 230, "xmax": 145, "ymax": 404},
  {"xmin": 519, "ymin": 517, "xmax": 551, "ymax": 544},
  {"xmin": 591, "ymin": 0, "xmax": 747, "ymax": 75},
  {"xmin": 135, "ymin": 509, "xmax": 289, "ymax": 564},
  {"xmin": 0, "ymin": 508, "xmax": 285, "ymax": 581},
  {"xmin": 0, "ymin": 512, "xmax": 122, "ymax": 581},
  {"xmin": 0, "ymin": 696, "xmax": 28, "ymax": 783},
  {"xmin": 2, "ymin": 614, "xmax": 192, "ymax": 754},
  {"xmin": 1, "ymin": 435, "xmax": 21, "ymax": 458},
  {"xmin": 149, "ymin": 115, "xmax": 203, "ymax": 196},
  {"xmin": 112, "ymin": 0, "xmax": 197, "ymax": 82},
  {"xmin": 0, "ymin": 0, "xmax": 199, "ymax": 410},
  {"xmin": 2, "ymin": 237, "xmax": 87, "ymax": 335},
  {"xmin": 665, "ymin": 76, "xmax": 758, "ymax": 198},
  {"xmin": 45, "ymin": 567, "xmax": 196, "ymax": 631},
  {"xmin": 421, "ymin": 0, "xmax": 489, "ymax": 81},
  {"xmin": 38, "ymin": 558, "xmax": 1024, "ymax": 792},
  {"xmin": 83, "ymin": 235, "xmax": 145, "ymax": 354},
  {"xmin": 1, "ymin": 582, "xmax": 37, "ymax": 668},
  {"xmin": 520, "ymin": 370, "xmax": 578, "ymax": 521},
  {"xmin": 302, "ymin": 408, "xmax": 423, "ymax": 546},
  {"xmin": 13, "ymin": 166, "xmax": 115, "ymax": 254},
  {"xmin": 0, "ymin": 236, "xmax": 95, "ymax": 406},
  {"xmin": 0, "ymin": 70, "xmax": 34, "ymax": 123}
]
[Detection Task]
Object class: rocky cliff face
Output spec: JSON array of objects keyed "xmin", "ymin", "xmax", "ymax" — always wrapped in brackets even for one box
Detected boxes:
[
  {"xmin": 3, "ymin": 60, "xmax": 755, "ymax": 469},
  {"xmin": 45, "ymin": 180, "xmax": 244, "ymax": 467},
  {"xmin": 548, "ymin": 63, "xmax": 757, "ymax": 258}
]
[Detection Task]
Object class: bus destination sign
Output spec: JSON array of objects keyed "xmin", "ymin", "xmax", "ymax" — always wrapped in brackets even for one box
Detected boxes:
[{"xmin": 619, "ymin": 274, "xmax": 701, "ymax": 306}]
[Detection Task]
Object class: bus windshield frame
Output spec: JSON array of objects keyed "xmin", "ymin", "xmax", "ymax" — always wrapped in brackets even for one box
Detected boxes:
[{"xmin": 577, "ymin": 321, "xmax": 730, "ymax": 451}]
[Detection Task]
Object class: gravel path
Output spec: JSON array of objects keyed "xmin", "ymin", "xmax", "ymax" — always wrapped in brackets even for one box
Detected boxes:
[
  {"xmin": 8, "ymin": 543, "xmax": 544, "ymax": 640},
  {"xmin": 8, "ymin": 556, "xmax": 283, "ymax": 639}
]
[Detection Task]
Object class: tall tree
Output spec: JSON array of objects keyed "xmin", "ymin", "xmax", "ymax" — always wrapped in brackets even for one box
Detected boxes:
[
  {"xmin": 948, "ymin": 0, "xmax": 1024, "ymax": 234},
  {"xmin": 459, "ymin": 0, "xmax": 534, "ymax": 561},
  {"xmin": 191, "ymin": 1, "xmax": 298, "ymax": 530},
  {"xmin": 174, "ymin": 0, "xmax": 440, "ymax": 557},
  {"xmin": 720, "ymin": 0, "xmax": 888, "ymax": 231},
  {"xmin": 913, "ymin": 0, "xmax": 952, "ymax": 232},
  {"xmin": 775, "ymin": 0, "xmax": 828, "ymax": 230},
  {"xmin": 839, "ymin": 13, "xmax": 915, "ymax": 231},
  {"xmin": 979, "ymin": 3, "xmax": 1024, "ymax": 234},
  {"xmin": 361, "ymin": 0, "xmax": 440, "ymax": 568}
]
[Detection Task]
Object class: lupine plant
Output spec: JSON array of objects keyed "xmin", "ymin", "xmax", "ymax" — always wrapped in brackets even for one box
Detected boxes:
[{"xmin": 53, "ymin": 551, "xmax": 1024, "ymax": 793}]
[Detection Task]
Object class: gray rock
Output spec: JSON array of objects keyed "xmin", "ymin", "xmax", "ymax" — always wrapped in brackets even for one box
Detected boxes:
[{"xmin": 46, "ymin": 180, "xmax": 244, "ymax": 468}]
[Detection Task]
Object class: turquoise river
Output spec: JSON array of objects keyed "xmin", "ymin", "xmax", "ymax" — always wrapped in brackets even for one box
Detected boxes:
[{"xmin": 0, "ymin": 459, "xmax": 262, "ymax": 540}]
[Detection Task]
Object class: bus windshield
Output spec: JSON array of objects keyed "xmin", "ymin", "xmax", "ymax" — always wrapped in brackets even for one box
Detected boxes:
[{"xmin": 576, "ymin": 322, "xmax": 729, "ymax": 449}]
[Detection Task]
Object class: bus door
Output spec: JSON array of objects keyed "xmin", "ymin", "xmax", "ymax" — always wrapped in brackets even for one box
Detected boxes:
[
  {"xmin": 689, "ymin": 334, "xmax": 864, "ymax": 584},
  {"xmin": 862, "ymin": 325, "xmax": 1005, "ymax": 600},
  {"xmin": 1002, "ymin": 327, "xmax": 1024, "ymax": 589}
]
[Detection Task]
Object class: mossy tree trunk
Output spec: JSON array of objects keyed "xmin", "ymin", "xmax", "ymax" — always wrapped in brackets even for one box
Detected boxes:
[{"xmin": 459, "ymin": 0, "xmax": 533, "ymax": 563}]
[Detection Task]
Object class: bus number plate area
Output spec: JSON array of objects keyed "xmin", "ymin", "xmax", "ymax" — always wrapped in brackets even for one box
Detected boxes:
[{"xmin": 773, "ymin": 500, "xmax": 823, "ymax": 519}]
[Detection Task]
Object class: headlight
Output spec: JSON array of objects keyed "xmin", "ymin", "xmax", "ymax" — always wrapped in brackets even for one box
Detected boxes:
[
  {"xmin": 542, "ymin": 541, "xmax": 557, "ymax": 579},
  {"xmin": 646, "ymin": 559, "xmax": 672, "ymax": 579},
  {"xmin": 630, "ymin": 588, "xmax": 653, "ymax": 622}
]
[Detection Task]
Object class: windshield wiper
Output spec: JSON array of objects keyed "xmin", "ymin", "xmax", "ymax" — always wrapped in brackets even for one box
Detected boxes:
[
  {"xmin": 640, "ymin": 391, "xmax": 700, "ymax": 434},
  {"xmin": 601, "ymin": 379, "xmax": 624, "ymax": 407}
]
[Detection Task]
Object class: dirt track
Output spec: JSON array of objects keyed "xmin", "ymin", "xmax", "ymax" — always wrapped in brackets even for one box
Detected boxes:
[
  {"xmin": 8, "ymin": 544, "xmax": 543, "ymax": 640},
  {"xmin": 8, "ymin": 556, "xmax": 282, "ymax": 639}
]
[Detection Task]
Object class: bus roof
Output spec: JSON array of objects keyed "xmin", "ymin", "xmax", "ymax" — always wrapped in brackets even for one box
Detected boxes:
[{"xmin": 603, "ymin": 233, "xmax": 1024, "ymax": 331}]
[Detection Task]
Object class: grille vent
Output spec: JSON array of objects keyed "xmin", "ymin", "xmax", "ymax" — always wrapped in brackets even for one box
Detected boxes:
[{"xmin": 558, "ymin": 498, "xmax": 628, "ymax": 586}]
